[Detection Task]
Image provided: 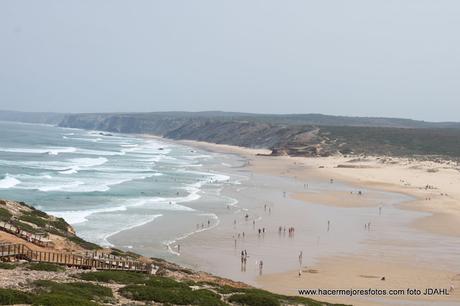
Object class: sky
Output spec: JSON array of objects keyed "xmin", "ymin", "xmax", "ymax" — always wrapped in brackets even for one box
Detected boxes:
[{"xmin": 0, "ymin": 1, "xmax": 459, "ymax": 121}]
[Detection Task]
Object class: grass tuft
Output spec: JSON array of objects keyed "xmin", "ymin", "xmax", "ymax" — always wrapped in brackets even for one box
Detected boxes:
[
  {"xmin": 0, "ymin": 288, "xmax": 33, "ymax": 305},
  {"xmin": 77, "ymin": 271, "xmax": 150, "ymax": 284},
  {"xmin": 26, "ymin": 262, "xmax": 65, "ymax": 272}
]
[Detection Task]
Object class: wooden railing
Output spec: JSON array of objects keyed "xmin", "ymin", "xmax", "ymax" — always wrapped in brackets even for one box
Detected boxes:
[
  {"xmin": 0, "ymin": 221, "xmax": 53, "ymax": 248},
  {"xmin": 0, "ymin": 243, "xmax": 151, "ymax": 273}
]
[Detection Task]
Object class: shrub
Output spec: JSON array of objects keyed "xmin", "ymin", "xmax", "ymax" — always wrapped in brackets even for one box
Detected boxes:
[
  {"xmin": 68, "ymin": 236, "xmax": 101, "ymax": 250},
  {"xmin": 192, "ymin": 289, "xmax": 227, "ymax": 306},
  {"xmin": 0, "ymin": 288, "xmax": 33, "ymax": 305},
  {"xmin": 33, "ymin": 280, "xmax": 113, "ymax": 304},
  {"xmin": 25, "ymin": 208, "xmax": 49, "ymax": 218},
  {"xmin": 11, "ymin": 220, "xmax": 39, "ymax": 234},
  {"xmin": 32, "ymin": 293, "xmax": 98, "ymax": 306},
  {"xmin": 51, "ymin": 218, "xmax": 70, "ymax": 232},
  {"xmin": 144, "ymin": 276, "xmax": 189, "ymax": 289},
  {"xmin": 120, "ymin": 286, "xmax": 226, "ymax": 305},
  {"xmin": 0, "ymin": 262, "xmax": 16, "ymax": 270},
  {"xmin": 19, "ymin": 214, "xmax": 47, "ymax": 227},
  {"xmin": 0, "ymin": 208, "xmax": 12, "ymax": 222},
  {"xmin": 228, "ymin": 292, "xmax": 280, "ymax": 306},
  {"xmin": 26, "ymin": 263, "xmax": 65, "ymax": 272},
  {"xmin": 216, "ymin": 285, "xmax": 245, "ymax": 294},
  {"xmin": 77, "ymin": 271, "xmax": 149, "ymax": 284}
]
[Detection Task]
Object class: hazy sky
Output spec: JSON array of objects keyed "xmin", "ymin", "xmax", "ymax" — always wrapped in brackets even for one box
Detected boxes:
[{"xmin": 1, "ymin": 1, "xmax": 459, "ymax": 121}]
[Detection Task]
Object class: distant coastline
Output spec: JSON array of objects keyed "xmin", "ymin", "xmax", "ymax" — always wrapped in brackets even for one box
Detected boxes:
[{"xmin": 3, "ymin": 110, "xmax": 460, "ymax": 160}]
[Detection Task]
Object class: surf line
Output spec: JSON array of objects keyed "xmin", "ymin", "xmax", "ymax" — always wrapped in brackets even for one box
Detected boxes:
[{"xmin": 164, "ymin": 212, "xmax": 223, "ymax": 256}]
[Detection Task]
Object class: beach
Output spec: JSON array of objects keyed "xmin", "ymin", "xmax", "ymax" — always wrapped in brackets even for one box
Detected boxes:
[
  {"xmin": 4, "ymin": 121, "xmax": 458, "ymax": 305},
  {"xmin": 143, "ymin": 139, "xmax": 460, "ymax": 306}
]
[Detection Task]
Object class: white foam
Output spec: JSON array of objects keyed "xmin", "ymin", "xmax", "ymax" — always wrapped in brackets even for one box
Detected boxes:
[
  {"xmin": 71, "ymin": 157, "xmax": 108, "ymax": 167},
  {"xmin": 0, "ymin": 174, "xmax": 21, "ymax": 189},
  {"xmin": 49, "ymin": 205, "xmax": 130, "ymax": 224},
  {"xmin": 125, "ymin": 197, "xmax": 195, "ymax": 211},
  {"xmin": 0, "ymin": 146, "xmax": 76, "ymax": 155},
  {"xmin": 164, "ymin": 213, "xmax": 220, "ymax": 256},
  {"xmin": 58, "ymin": 157, "xmax": 108, "ymax": 174},
  {"xmin": 102, "ymin": 214, "xmax": 163, "ymax": 246},
  {"xmin": 38, "ymin": 181, "xmax": 85, "ymax": 192}
]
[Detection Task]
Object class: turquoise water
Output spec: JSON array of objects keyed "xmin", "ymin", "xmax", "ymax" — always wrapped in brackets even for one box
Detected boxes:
[{"xmin": 0, "ymin": 121, "xmax": 236, "ymax": 250}]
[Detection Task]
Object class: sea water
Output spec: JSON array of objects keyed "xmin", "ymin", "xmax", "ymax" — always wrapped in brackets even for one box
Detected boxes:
[{"xmin": 0, "ymin": 121, "xmax": 241, "ymax": 257}]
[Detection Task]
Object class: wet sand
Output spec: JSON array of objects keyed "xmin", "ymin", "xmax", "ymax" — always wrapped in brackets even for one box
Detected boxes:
[{"xmin": 115, "ymin": 138, "xmax": 460, "ymax": 305}]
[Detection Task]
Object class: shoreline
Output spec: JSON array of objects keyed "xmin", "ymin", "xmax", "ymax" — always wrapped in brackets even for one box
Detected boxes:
[
  {"xmin": 177, "ymin": 138, "xmax": 460, "ymax": 238},
  {"xmin": 162, "ymin": 138, "xmax": 460, "ymax": 305}
]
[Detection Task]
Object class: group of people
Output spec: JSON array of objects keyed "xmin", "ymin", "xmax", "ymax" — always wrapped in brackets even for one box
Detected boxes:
[
  {"xmin": 196, "ymin": 219, "xmax": 212, "ymax": 230},
  {"xmin": 277, "ymin": 226, "xmax": 296, "ymax": 238}
]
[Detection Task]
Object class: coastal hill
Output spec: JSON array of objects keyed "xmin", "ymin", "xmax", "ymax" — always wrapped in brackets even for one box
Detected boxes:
[
  {"xmin": 58, "ymin": 112, "xmax": 460, "ymax": 159},
  {"xmin": 0, "ymin": 199, "xmax": 344, "ymax": 306},
  {"xmin": 3, "ymin": 110, "xmax": 460, "ymax": 159}
]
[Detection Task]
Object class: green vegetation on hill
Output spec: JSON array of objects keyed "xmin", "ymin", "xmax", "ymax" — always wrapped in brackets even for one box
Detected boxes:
[
  {"xmin": 0, "ymin": 288, "xmax": 33, "ymax": 305},
  {"xmin": 77, "ymin": 270, "xmax": 150, "ymax": 284},
  {"xmin": 0, "ymin": 281, "xmax": 113, "ymax": 306},
  {"xmin": 0, "ymin": 262, "xmax": 16, "ymax": 270},
  {"xmin": 0, "ymin": 207, "xmax": 12, "ymax": 222},
  {"xmin": 26, "ymin": 262, "xmax": 65, "ymax": 272},
  {"xmin": 32, "ymin": 280, "xmax": 113, "ymax": 306},
  {"xmin": 75, "ymin": 271, "xmax": 345, "ymax": 306},
  {"xmin": 68, "ymin": 235, "xmax": 101, "ymax": 250},
  {"xmin": 57, "ymin": 112, "xmax": 460, "ymax": 159},
  {"xmin": 319, "ymin": 126, "xmax": 460, "ymax": 157}
]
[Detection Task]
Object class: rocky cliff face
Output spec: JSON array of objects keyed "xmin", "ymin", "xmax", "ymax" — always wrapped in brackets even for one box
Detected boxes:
[
  {"xmin": 59, "ymin": 113, "xmax": 322, "ymax": 154},
  {"xmin": 58, "ymin": 112, "xmax": 460, "ymax": 159}
]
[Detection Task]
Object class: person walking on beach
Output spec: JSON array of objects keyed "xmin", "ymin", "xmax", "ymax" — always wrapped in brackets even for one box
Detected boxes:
[
  {"xmin": 259, "ymin": 260, "xmax": 264, "ymax": 276},
  {"xmin": 241, "ymin": 250, "xmax": 248, "ymax": 272},
  {"xmin": 327, "ymin": 220, "xmax": 330, "ymax": 232},
  {"xmin": 299, "ymin": 251, "xmax": 303, "ymax": 267}
]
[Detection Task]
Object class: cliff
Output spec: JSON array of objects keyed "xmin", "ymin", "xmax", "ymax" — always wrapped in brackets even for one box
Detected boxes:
[{"xmin": 58, "ymin": 112, "xmax": 460, "ymax": 159}]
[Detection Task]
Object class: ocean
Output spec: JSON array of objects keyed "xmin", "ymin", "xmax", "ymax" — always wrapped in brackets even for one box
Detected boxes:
[{"xmin": 0, "ymin": 121, "xmax": 242, "ymax": 258}]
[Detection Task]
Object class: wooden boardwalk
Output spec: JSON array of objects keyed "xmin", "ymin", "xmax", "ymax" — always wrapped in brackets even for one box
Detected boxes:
[
  {"xmin": 0, "ymin": 221, "xmax": 53, "ymax": 248},
  {"xmin": 0, "ymin": 243, "xmax": 151, "ymax": 273}
]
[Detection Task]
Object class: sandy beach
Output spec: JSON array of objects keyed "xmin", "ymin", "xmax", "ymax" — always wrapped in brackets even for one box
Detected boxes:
[{"xmin": 156, "ymin": 139, "xmax": 460, "ymax": 306}]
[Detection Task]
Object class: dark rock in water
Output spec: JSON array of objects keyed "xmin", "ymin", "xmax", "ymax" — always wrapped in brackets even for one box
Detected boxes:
[
  {"xmin": 99, "ymin": 132, "xmax": 113, "ymax": 136},
  {"xmin": 158, "ymin": 148, "xmax": 164, "ymax": 150}
]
